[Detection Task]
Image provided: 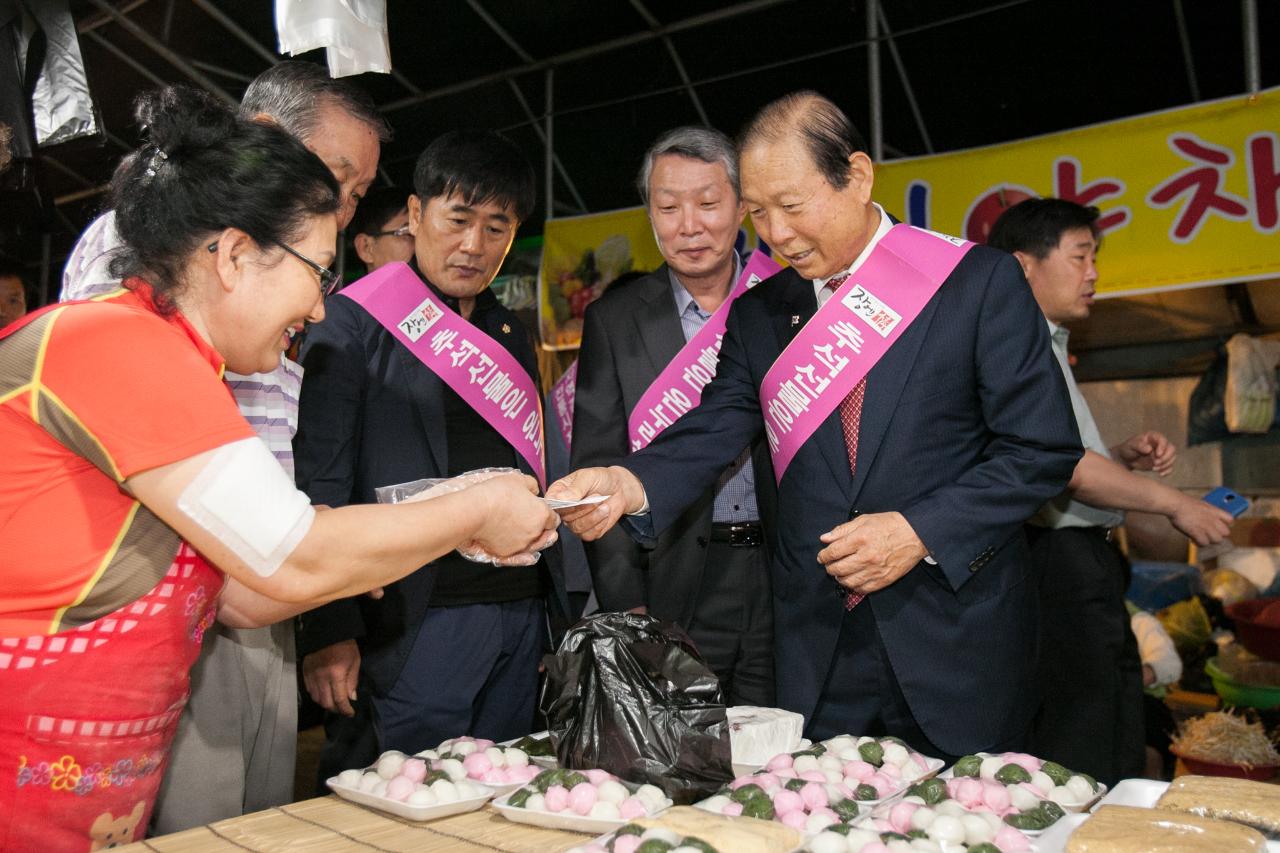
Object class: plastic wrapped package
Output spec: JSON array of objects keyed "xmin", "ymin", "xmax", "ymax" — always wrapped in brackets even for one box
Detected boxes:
[
  {"xmin": 276, "ymin": 0, "xmax": 390, "ymax": 78},
  {"xmin": 374, "ymin": 467, "xmax": 543, "ymax": 566},
  {"xmin": 541, "ymin": 612, "xmax": 733, "ymax": 804},
  {"xmin": 1225, "ymin": 333, "xmax": 1280, "ymax": 434}
]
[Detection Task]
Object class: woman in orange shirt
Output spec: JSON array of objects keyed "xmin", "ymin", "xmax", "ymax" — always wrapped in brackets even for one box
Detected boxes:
[{"xmin": 0, "ymin": 87, "xmax": 559, "ymax": 852}]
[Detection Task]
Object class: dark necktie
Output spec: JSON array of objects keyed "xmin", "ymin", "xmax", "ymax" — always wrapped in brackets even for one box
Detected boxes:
[{"xmin": 823, "ymin": 273, "xmax": 866, "ymax": 611}]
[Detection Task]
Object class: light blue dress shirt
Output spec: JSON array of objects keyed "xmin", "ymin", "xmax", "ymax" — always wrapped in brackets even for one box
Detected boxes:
[{"xmin": 667, "ymin": 260, "xmax": 759, "ymax": 524}]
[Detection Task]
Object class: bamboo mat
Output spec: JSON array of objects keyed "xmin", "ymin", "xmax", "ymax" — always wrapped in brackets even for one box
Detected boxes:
[{"xmin": 118, "ymin": 796, "xmax": 591, "ymax": 852}]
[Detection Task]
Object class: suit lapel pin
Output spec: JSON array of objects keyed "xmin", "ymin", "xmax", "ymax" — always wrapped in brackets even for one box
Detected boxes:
[
  {"xmin": 501, "ymin": 323, "xmax": 511, "ymax": 334},
  {"xmin": 790, "ymin": 315, "xmax": 801, "ymax": 326}
]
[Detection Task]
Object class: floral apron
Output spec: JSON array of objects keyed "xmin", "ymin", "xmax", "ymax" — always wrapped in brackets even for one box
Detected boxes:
[{"xmin": 0, "ymin": 544, "xmax": 221, "ymax": 851}]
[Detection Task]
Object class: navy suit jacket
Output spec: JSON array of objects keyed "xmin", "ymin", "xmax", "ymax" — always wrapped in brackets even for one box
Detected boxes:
[
  {"xmin": 623, "ymin": 242, "xmax": 1082, "ymax": 755},
  {"xmin": 293, "ymin": 280, "xmax": 563, "ymax": 695},
  {"xmin": 571, "ymin": 266, "xmax": 776, "ymax": 624}
]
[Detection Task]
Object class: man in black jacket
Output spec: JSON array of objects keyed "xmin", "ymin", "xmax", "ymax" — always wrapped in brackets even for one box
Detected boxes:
[
  {"xmin": 571, "ymin": 127, "xmax": 777, "ymax": 705},
  {"xmin": 295, "ymin": 131, "xmax": 560, "ymax": 783}
]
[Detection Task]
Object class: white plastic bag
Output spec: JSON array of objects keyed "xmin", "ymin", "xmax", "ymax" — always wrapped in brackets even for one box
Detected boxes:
[
  {"xmin": 1225, "ymin": 333, "xmax": 1280, "ymax": 433},
  {"xmin": 375, "ymin": 468, "xmax": 545, "ymax": 566},
  {"xmin": 275, "ymin": 0, "xmax": 390, "ymax": 78}
]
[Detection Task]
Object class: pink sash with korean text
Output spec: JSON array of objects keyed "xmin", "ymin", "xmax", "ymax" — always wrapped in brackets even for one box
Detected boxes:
[
  {"xmin": 760, "ymin": 225, "xmax": 973, "ymax": 483},
  {"xmin": 549, "ymin": 360, "xmax": 577, "ymax": 451},
  {"xmin": 627, "ymin": 252, "xmax": 782, "ymax": 451},
  {"xmin": 341, "ymin": 262, "xmax": 546, "ymax": 488}
]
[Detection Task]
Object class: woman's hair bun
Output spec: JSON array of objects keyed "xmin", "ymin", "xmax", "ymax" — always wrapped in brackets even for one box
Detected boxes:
[
  {"xmin": 108, "ymin": 84, "xmax": 339, "ymax": 312},
  {"xmin": 132, "ymin": 86, "xmax": 237, "ymax": 158}
]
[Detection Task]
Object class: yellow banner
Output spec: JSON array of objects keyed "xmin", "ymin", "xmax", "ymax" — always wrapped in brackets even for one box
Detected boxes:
[
  {"xmin": 875, "ymin": 87, "xmax": 1280, "ymax": 297},
  {"xmin": 538, "ymin": 207, "xmax": 764, "ymax": 350}
]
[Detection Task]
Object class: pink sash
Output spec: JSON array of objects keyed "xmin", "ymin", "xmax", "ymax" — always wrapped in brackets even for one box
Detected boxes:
[
  {"xmin": 760, "ymin": 225, "xmax": 973, "ymax": 483},
  {"xmin": 549, "ymin": 360, "xmax": 577, "ymax": 451},
  {"xmin": 627, "ymin": 252, "xmax": 782, "ymax": 451},
  {"xmin": 341, "ymin": 262, "xmax": 546, "ymax": 488}
]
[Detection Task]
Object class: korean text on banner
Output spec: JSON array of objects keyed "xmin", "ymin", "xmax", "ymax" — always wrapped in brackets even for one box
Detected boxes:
[{"xmin": 875, "ymin": 86, "xmax": 1280, "ymax": 296}]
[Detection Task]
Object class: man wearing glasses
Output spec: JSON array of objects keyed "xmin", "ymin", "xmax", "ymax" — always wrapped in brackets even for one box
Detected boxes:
[
  {"xmin": 350, "ymin": 186, "xmax": 416, "ymax": 274},
  {"xmin": 60, "ymin": 62, "xmax": 387, "ymax": 833},
  {"xmin": 294, "ymin": 130, "xmax": 559, "ymax": 786}
]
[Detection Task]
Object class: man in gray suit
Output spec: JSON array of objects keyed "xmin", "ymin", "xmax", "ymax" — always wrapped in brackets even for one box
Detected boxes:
[{"xmin": 571, "ymin": 127, "xmax": 776, "ymax": 705}]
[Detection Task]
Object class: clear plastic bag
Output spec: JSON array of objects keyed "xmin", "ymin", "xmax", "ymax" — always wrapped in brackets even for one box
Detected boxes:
[
  {"xmin": 375, "ymin": 467, "xmax": 542, "ymax": 566},
  {"xmin": 275, "ymin": 0, "xmax": 391, "ymax": 78},
  {"xmin": 1225, "ymin": 333, "xmax": 1280, "ymax": 434}
]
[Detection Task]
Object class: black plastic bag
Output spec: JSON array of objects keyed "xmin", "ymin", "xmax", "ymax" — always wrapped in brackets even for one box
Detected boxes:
[
  {"xmin": 1188, "ymin": 347, "xmax": 1230, "ymax": 446},
  {"xmin": 540, "ymin": 612, "xmax": 732, "ymax": 804}
]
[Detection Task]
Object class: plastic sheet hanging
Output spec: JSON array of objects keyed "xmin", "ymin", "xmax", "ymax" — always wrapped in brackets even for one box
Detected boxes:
[
  {"xmin": 11, "ymin": 0, "xmax": 98, "ymax": 148},
  {"xmin": 540, "ymin": 612, "xmax": 733, "ymax": 804},
  {"xmin": 275, "ymin": 0, "xmax": 391, "ymax": 78}
]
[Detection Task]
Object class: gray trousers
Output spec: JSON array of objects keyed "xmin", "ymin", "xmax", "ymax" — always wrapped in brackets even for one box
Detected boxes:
[{"xmin": 151, "ymin": 621, "xmax": 297, "ymax": 834}]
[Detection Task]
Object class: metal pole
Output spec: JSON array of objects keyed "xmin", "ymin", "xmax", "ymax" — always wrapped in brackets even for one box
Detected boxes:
[
  {"xmin": 866, "ymin": 0, "xmax": 882, "ymax": 162},
  {"xmin": 84, "ymin": 0, "xmax": 237, "ymax": 106},
  {"xmin": 55, "ymin": 185, "xmax": 111, "ymax": 206},
  {"xmin": 508, "ymin": 80, "xmax": 587, "ymax": 212},
  {"xmin": 40, "ymin": 233, "xmax": 52, "ymax": 309},
  {"xmin": 188, "ymin": 0, "xmax": 281, "ymax": 67},
  {"xmin": 381, "ymin": 0, "xmax": 792, "ymax": 114},
  {"xmin": 878, "ymin": 4, "xmax": 932, "ymax": 154},
  {"xmin": 85, "ymin": 30, "xmax": 170, "ymax": 90},
  {"xmin": 1172, "ymin": 0, "xmax": 1201, "ymax": 101},
  {"xmin": 544, "ymin": 69, "xmax": 554, "ymax": 223},
  {"xmin": 1242, "ymin": 0, "xmax": 1260, "ymax": 94}
]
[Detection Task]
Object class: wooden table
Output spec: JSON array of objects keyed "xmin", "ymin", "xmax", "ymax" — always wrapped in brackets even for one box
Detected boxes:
[{"xmin": 118, "ymin": 796, "xmax": 593, "ymax": 852}]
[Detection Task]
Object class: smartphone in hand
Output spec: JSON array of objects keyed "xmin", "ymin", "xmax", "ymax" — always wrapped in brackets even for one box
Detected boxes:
[{"xmin": 1203, "ymin": 486, "xmax": 1249, "ymax": 518}]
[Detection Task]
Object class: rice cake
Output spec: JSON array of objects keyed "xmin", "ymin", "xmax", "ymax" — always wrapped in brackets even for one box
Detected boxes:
[
  {"xmin": 1157, "ymin": 774, "xmax": 1280, "ymax": 838},
  {"xmin": 1066, "ymin": 804, "xmax": 1267, "ymax": 852},
  {"xmin": 631, "ymin": 805, "xmax": 801, "ymax": 853}
]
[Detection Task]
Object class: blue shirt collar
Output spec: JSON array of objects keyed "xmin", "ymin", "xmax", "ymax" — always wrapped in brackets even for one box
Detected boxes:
[{"xmin": 667, "ymin": 253, "xmax": 742, "ymax": 318}]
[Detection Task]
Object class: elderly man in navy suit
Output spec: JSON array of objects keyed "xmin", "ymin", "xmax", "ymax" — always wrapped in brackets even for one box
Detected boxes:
[{"xmin": 550, "ymin": 91, "xmax": 1082, "ymax": 759}]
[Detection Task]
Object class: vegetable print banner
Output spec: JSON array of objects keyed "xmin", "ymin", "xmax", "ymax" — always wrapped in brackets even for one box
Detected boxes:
[
  {"xmin": 876, "ymin": 86, "xmax": 1280, "ymax": 297},
  {"xmin": 538, "ymin": 207, "xmax": 766, "ymax": 351}
]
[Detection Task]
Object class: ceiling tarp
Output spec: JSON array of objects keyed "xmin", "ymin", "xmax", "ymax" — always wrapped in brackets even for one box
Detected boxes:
[{"xmin": 875, "ymin": 86, "xmax": 1280, "ymax": 297}]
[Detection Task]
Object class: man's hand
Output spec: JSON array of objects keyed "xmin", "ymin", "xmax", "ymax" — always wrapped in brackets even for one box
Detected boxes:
[
  {"xmin": 1169, "ymin": 493, "xmax": 1233, "ymax": 547},
  {"xmin": 817, "ymin": 512, "xmax": 928, "ymax": 593},
  {"xmin": 302, "ymin": 639, "xmax": 361, "ymax": 717},
  {"xmin": 546, "ymin": 466, "xmax": 647, "ymax": 541},
  {"xmin": 1112, "ymin": 431, "xmax": 1176, "ymax": 476}
]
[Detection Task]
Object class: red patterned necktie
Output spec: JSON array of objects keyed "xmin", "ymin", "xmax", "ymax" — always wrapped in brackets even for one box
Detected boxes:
[{"xmin": 824, "ymin": 274, "xmax": 866, "ymax": 611}]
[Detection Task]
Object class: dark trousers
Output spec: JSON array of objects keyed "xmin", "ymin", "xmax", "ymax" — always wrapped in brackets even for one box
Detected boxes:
[
  {"xmin": 1027, "ymin": 525, "xmax": 1145, "ymax": 786},
  {"xmin": 372, "ymin": 597, "xmax": 545, "ymax": 755},
  {"xmin": 807, "ymin": 598, "xmax": 1027, "ymax": 764},
  {"xmin": 684, "ymin": 540, "xmax": 775, "ymax": 707}
]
